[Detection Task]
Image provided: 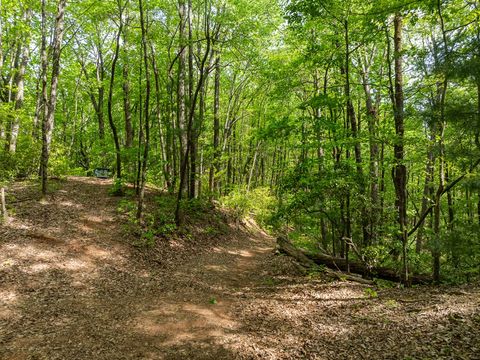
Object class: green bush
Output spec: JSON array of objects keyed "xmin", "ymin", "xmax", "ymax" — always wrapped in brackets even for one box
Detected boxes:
[
  {"xmin": 154, "ymin": 211, "xmax": 176, "ymax": 236},
  {"xmin": 220, "ymin": 186, "xmax": 276, "ymax": 227},
  {"xmin": 109, "ymin": 178, "xmax": 126, "ymax": 196},
  {"xmin": 0, "ymin": 140, "xmax": 40, "ymax": 181}
]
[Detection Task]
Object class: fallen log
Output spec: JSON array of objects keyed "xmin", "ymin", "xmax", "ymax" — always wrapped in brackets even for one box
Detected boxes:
[
  {"xmin": 277, "ymin": 236, "xmax": 432, "ymax": 285},
  {"xmin": 276, "ymin": 235, "xmax": 317, "ymax": 268},
  {"xmin": 276, "ymin": 236, "xmax": 373, "ymax": 285}
]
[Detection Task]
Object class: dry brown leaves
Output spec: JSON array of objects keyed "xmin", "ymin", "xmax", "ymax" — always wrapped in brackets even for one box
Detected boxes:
[{"xmin": 0, "ymin": 177, "xmax": 479, "ymax": 359}]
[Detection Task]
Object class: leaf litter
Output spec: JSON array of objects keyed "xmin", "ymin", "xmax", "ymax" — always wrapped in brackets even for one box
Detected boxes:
[{"xmin": 0, "ymin": 177, "xmax": 479, "ymax": 359}]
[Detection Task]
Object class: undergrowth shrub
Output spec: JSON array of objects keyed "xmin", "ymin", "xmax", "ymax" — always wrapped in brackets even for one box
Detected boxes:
[
  {"xmin": 109, "ymin": 178, "xmax": 126, "ymax": 196},
  {"xmin": 220, "ymin": 186, "xmax": 275, "ymax": 229},
  {"xmin": 441, "ymin": 224, "xmax": 480, "ymax": 283},
  {"xmin": 0, "ymin": 141, "xmax": 39, "ymax": 180}
]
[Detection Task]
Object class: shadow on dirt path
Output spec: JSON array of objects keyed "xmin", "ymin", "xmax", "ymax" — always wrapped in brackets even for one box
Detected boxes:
[
  {"xmin": 0, "ymin": 177, "xmax": 274, "ymax": 359},
  {"xmin": 1, "ymin": 177, "xmax": 480, "ymax": 360}
]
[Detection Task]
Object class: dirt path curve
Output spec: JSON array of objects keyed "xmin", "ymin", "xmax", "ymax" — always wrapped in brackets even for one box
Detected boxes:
[{"xmin": 0, "ymin": 177, "xmax": 274, "ymax": 359}]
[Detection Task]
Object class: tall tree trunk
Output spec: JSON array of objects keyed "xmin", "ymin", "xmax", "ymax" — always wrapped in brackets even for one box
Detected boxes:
[
  {"xmin": 446, "ymin": 165, "xmax": 454, "ymax": 230},
  {"xmin": 433, "ymin": 125, "xmax": 446, "ymax": 284},
  {"xmin": 137, "ymin": 0, "xmax": 150, "ymax": 221},
  {"xmin": 95, "ymin": 40, "xmax": 106, "ymax": 141},
  {"xmin": 41, "ymin": 0, "xmax": 67, "ymax": 196},
  {"xmin": 209, "ymin": 53, "xmax": 221, "ymax": 196},
  {"xmin": 7, "ymin": 48, "xmax": 24, "ymax": 152},
  {"xmin": 392, "ymin": 13, "xmax": 408, "ymax": 284},
  {"xmin": 7, "ymin": 7, "xmax": 30, "ymax": 153},
  {"xmin": 475, "ymin": 52, "xmax": 480, "ymax": 225},
  {"xmin": 313, "ymin": 66, "xmax": 327, "ymax": 249},
  {"xmin": 0, "ymin": 0, "xmax": 3, "ymax": 77},
  {"xmin": 247, "ymin": 142, "xmax": 261, "ymax": 192},
  {"xmin": 78, "ymin": 44, "xmax": 105, "ymax": 142},
  {"xmin": 417, "ymin": 142, "xmax": 435, "ymax": 253},
  {"xmin": 166, "ymin": 57, "xmax": 176, "ymax": 191},
  {"xmin": 314, "ymin": 68, "xmax": 326, "ymax": 170},
  {"xmin": 379, "ymin": 141, "xmax": 386, "ymax": 228},
  {"xmin": 38, "ymin": 0, "xmax": 48, "ymax": 178},
  {"xmin": 175, "ymin": 5, "xmax": 212, "ymax": 225},
  {"xmin": 344, "ymin": 19, "xmax": 369, "ymax": 246},
  {"xmin": 195, "ymin": 60, "xmax": 209, "ymax": 197},
  {"xmin": 177, "ymin": 0, "xmax": 187, "ymax": 192},
  {"xmin": 187, "ymin": 0, "xmax": 196, "ymax": 199},
  {"xmin": 432, "ymin": 0, "xmax": 449, "ymax": 284},
  {"xmin": 477, "ymin": 81, "xmax": 480, "ymax": 225},
  {"xmin": 360, "ymin": 58, "xmax": 380, "ymax": 243},
  {"xmin": 151, "ymin": 43, "xmax": 171, "ymax": 189},
  {"xmin": 123, "ymin": 27, "xmax": 133, "ymax": 149},
  {"xmin": 1, "ymin": 186, "xmax": 7, "ymax": 223},
  {"xmin": 107, "ymin": 0, "xmax": 125, "ymax": 179}
]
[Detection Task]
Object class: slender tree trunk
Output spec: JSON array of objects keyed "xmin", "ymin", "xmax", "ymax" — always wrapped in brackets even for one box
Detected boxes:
[
  {"xmin": 446, "ymin": 165, "xmax": 454, "ymax": 230},
  {"xmin": 187, "ymin": 0, "xmax": 196, "ymax": 199},
  {"xmin": 247, "ymin": 142, "xmax": 261, "ymax": 192},
  {"xmin": 166, "ymin": 61, "xmax": 176, "ymax": 191},
  {"xmin": 8, "ymin": 9, "xmax": 30, "ymax": 153},
  {"xmin": 417, "ymin": 143, "xmax": 434, "ymax": 253},
  {"xmin": 0, "ymin": 187, "xmax": 7, "ymax": 223},
  {"xmin": 137, "ymin": 0, "xmax": 150, "ymax": 221},
  {"xmin": 433, "ymin": 132, "xmax": 445, "ymax": 284},
  {"xmin": 96, "ymin": 48, "xmax": 106, "ymax": 141},
  {"xmin": 32, "ymin": 75, "xmax": 42, "ymax": 139},
  {"xmin": 392, "ymin": 13, "xmax": 408, "ymax": 284},
  {"xmin": 136, "ymin": 47, "xmax": 144, "ymax": 193},
  {"xmin": 79, "ymin": 48, "xmax": 105, "ymax": 143},
  {"xmin": 123, "ymin": 27, "xmax": 133, "ymax": 149},
  {"xmin": 151, "ymin": 44, "xmax": 170, "ymax": 189},
  {"xmin": 346, "ymin": 191, "xmax": 351, "ymax": 272},
  {"xmin": 0, "ymin": 0, "xmax": 3, "ymax": 77},
  {"xmin": 38, "ymin": 0, "xmax": 48, "ymax": 178},
  {"xmin": 476, "ymin": 76, "xmax": 480, "ymax": 225},
  {"xmin": 340, "ymin": 198, "xmax": 345, "ymax": 258},
  {"xmin": 270, "ymin": 142, "xmax": 278, "ymax": 189},
  {"xmin": 360, "ymin": 60, "xmax": 380, "ymax": 243},
  {"xmin": 209, "ymin": 53, "xmax": 221, "ymax": 196},
  {"xmin": 432, "ymin": 0, "xmax": 449, "ymax": 284},
  {"xmin": 344, "ymin": 19, "xmax": 369, "ymax": 246},
  {"xmin": 177, "ymin": 0, "xmax": 187, "ymax": 191},
  {"xmin": 195, "ymin": 59, "xmax": 209, "ymax": 197},
  {"xmin": 107, "ymin": 0, "xmax": 124, "ymax": 179},
  {"xmin": 175, "ymin": 6, "xmax": 212, "ymax": 225},
  {"xmin": 41, "ymin": 0, "xmax": 67, "ymax": 195},
  {"xmin": 316, "ymin": 65, "xmax": 330, "ymax": 249}
]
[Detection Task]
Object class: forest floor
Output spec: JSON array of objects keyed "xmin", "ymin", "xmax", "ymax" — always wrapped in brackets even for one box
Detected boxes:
[{"xmin": 1, "ymin": 177, "xmax": 480, "ymax": 360}]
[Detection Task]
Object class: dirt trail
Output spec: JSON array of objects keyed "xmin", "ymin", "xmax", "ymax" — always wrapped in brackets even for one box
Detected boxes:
[
  {"xmin": 0, "ymin": 177, "xmax": 273, "ymax": 359},
  {"xmin": 1, "ymin": 177, "xmax": 480, "ymax": 360}
]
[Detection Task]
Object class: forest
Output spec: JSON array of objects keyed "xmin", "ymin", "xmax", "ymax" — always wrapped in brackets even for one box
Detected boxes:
[{"xmin": 1, "ymin": 0, "xmax": 480, "ymax": 358}]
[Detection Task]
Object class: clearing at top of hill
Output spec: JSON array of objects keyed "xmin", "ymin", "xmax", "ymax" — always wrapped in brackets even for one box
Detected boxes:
[{"xmin": 0, "ymin": 177, "xmax": 479, "ymax": 359}]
